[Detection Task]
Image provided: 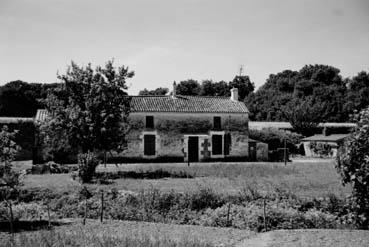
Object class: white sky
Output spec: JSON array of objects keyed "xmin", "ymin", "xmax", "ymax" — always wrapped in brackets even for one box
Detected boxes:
[{"xmin": 1, "ymin": 0, "xmax": 369, "ymax": 94}]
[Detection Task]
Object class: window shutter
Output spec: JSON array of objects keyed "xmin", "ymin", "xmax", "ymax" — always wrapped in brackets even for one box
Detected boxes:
[{"xmin": 224, "ymin": 133, "xmax": 231, "ymax": 155}]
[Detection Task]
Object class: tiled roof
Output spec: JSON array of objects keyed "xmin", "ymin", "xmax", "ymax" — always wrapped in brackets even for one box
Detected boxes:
[
  {"xmin": 249, "ymin": 121, "xmax": 357, "ymax": 130},
  {"xmin": 249, "ymin": 121, "xmax": 293, "ymax": 130},
  {"xmin": 302, "ymin": 134, "xmax": 350, "ymax": 142},
  {"xmin": 130, "ymin": 95, "xmax": 249, "ymax": 114},
  {"xmin": 0, "ymin": 117, "xmax": 34, "ymax": 124},
  {"xmin": 35, "ymin": 109, "xmax": 48, "ymax": 122}
]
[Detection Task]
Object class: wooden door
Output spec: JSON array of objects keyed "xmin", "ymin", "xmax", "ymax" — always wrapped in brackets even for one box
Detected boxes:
[{"xmin": 188, "ymin": 136, "xmax": 199, "ymax": 162}]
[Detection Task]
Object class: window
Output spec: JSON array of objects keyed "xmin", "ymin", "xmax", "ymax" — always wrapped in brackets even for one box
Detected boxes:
[
  {"xmin": 146, "ymin": 116, "xmax": 154, "ymax": 128},
  {"xmin": 212, "ymin": 134, "xmax": 223, "ymax": 155},
  {"xmin": 144, "ymin": 135, "xmax": 156, "ymax": 156},
  {"xmin": 213, "ymin": 116, "xmax": 221, "ymax": 130}
]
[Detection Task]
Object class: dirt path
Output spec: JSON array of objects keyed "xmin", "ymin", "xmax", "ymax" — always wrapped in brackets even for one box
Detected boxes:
[
  {"xmin": 236, "ymin": 229, "xmax": 369, "ymax": 247},
  {"xmin": 236, "ymin": 232, "xmax": 272, "ymax": 247}
]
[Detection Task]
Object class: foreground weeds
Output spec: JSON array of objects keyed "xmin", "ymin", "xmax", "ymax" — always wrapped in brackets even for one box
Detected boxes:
[
  {"xmin": 0, "ymin": 183, "xmax": 355, "ymax": 233},
  {"xmin": 2, "ymin": 227, "xmax": 214, "ymax": 247}
]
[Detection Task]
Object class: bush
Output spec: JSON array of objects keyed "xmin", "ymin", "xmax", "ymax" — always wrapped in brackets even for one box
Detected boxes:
[
  {"xmin": 78, "ymin": 152, "xmax": 100, "ymax": 183},
  {"xmin": 336, "ymin": 107, "xmax": 369, "ymax": 229},
  {"xmin": 249, "ymin": 127, "xmax": 302, "ymax": 155}
]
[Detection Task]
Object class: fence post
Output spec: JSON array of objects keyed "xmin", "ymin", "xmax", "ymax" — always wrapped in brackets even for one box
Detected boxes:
[
  {"xmin": 47, "ymin": 203, "xmax": 51, "ymax": 228},
  {"xmin": 83, "ymin": 197, "xmax": 87, "ymax": 225},
  {"xmin": 100, "ymin": 191, "xmax": 104, "ymax": 223},
  {"xmin": 8, "ymin": 201, "xmax": 14, "ymax": 234},
  {"xmin": 284, "ymin": 138, "xmax": 287, "ymax": 166},
  {"xmin": 226, "ymin": 203, "xmax": 231, "ymax": 227},
  {"xmin": 263, "ymin": 198, "xmax": 267, "ymax": 232}
]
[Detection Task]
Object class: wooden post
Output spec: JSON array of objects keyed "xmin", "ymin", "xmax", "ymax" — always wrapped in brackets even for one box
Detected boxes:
[
  {"xmin": 100, "ymin": 191, "xmax": 104, "ymax": 223},
  {"xmin": 8, "ymin": 201, "xmax": 14, "ymax": 234},
  {"xmin": 47, "ymin": 203, "xmax": 51, "ymax": 228},
  {"xmin": 83, "ymin": 197, "xmax": 87, "ymax": 225},
  {"xmin": 104, "ymin": 151, "xmax": 107, "ymax": 168},
  {"xmin": 226, "ymin": 203, "xmax": 231, "ymax": 226},
  {"xmin": 263, "ymin": 198, "xmax": 267, "ymax": 232},
  {"xmin": 284, "ymin": 138, "xmax": 287, "ymax": 166}
]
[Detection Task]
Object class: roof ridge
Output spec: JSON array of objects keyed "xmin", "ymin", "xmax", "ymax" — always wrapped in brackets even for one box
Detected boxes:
[{"xmin": 130, "ymin": 95, "xmax": 231, "ymax": 99}]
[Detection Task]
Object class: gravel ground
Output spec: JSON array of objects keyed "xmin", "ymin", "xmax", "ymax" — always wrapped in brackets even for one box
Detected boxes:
[{"xmin": 237, "ymin": 229, "xmax": 369, "ymax": 247}]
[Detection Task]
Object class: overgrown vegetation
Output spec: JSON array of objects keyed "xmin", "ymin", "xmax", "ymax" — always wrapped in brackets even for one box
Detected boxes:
[
  {"xmin": 39, "ymin": 61, "xmax": 134, "ymax": 181},
  {"xmin": 0, "ymin": 184, "xmax": 354, "ymax": 233},
  {"xmin": 249, "ymin": 127, "xmax": 302, "ymax": 154},
  {"xmin": 336, "ymin": 107, "xmax": 369, "ymax": 229}
]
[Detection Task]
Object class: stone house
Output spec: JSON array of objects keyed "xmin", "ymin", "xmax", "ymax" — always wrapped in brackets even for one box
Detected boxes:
[
  {"xmin": 34, "ymin": 85, "xmax": 268, "ymax": 163},
  {"xmin": 119, "ymin": 86, "xmax": 252, "ymax": 162}
]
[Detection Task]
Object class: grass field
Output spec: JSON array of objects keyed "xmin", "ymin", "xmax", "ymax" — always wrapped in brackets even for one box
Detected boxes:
[
  {"xmin": 0, "ymin": 220, "xmax": 255, "ymax": 247},
  {"xmin": 23, "ymin": 160, "xmax": 350, "ymax": 198}
]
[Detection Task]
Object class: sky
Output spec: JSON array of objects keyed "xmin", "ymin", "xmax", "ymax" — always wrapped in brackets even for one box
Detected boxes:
[{"xmin": 1, "ymin": 0, "xmax": 369, "ymax": 94}]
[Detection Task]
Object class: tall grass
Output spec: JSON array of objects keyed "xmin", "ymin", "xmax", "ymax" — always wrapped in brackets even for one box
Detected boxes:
[{"xmin": 2, "ymin": 228, "xmax": 214, "ymax": 247}]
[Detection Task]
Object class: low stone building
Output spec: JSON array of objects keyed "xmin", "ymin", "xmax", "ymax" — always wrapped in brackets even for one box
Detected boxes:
[
  {"xmin": 34, "ymin": 85, "xmax": 269, "ymax": 163},
  {"xmin": 302, "ymin": 133, "xmax": 350, "ymax": 158},
  {"xmin": 119, "ymin": 86, "xmax": 252, "ymax": 162}
]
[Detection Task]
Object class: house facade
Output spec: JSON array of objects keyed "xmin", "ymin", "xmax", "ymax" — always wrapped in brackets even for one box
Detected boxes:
[
  {"xmin": 119, "ymin": 86, "xmax": 251, "ymax": 162},
  {"xmin": 34, "ymin": 86, "xmax": 263, "ymax": 163}
]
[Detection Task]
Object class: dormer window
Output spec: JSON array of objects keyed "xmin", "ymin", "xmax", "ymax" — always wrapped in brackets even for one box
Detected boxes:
[
  {"xmin": 213, "ymin": 116, "xmax": 221, "ymax": 130},
  {"xmin": 146, "ymin": 116, "xmax": 154, "ymax": 128}
]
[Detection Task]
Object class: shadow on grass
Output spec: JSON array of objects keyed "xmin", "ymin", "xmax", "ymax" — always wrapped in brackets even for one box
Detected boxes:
[
  {"xmin": 0, "ymin": 220, "xmax": 72, "ymax": 233},
  {"xmin": 95, "ymin": 169, "xmax": 194, "ymax": 180}
]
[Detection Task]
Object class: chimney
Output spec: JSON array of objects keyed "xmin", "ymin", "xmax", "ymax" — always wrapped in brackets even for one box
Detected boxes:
[
  {"xmin": 172, "ymin": 81, "xmax": 177, "ymax": 99},
  {"xmin": 230, "ymin": 88, "xmax": 238, "ymax": 101}
]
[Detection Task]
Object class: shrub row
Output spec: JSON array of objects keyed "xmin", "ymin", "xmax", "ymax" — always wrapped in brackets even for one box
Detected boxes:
[{"xmin": 1, "ymin": 186, "xmax": 356, "ymax": 232}]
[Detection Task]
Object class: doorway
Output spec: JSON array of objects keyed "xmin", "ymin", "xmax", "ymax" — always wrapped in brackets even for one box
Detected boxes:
[{"xmin": 188, "ymin": 136, "xmax": 199, "ymax": 162}]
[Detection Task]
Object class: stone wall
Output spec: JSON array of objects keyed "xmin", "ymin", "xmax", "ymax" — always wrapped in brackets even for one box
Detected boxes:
[{"xmin": 116, "ymin": 112, "xmax": 249, "ymax": 161}]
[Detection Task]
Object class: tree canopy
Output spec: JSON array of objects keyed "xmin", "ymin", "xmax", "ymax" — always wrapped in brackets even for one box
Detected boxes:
[
  {"xmin": 41, "ymin": 61, "xmax": 134, "ymax": 156},
  {"xmin": 138, "ymin": 87, "xmax": 168, "ymax": 96},
  {"xmin": 336, "ymin": 107, "xmax": 369, "ymax": 229},
  {"xmin": 246, "ymin": 65, "xmax": 369, "ymax": 124},
  {"xmin": 0, "ymin": 80, "xmax": 59, "ymax": 117}
]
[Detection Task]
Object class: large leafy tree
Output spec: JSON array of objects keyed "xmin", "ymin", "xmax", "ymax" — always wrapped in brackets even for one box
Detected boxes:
[
  {"xmin": 246, "ymin": 65, "xmax": 350, "ymax": 123},
  {"xmin": 336, "ymin": 107, "xmax": 369, "ymax": 229},
  {"xmin": 176, "ymin": 79, "xmax": 201, "ymax": 96},
  {"xmin": 41, "ymin": 61, "xmax": 133, "ymax": 161},
  {"xmin": 0, "ymin": 80, "xmax": 59, "ymax": 117},
  {"xmin": 282, "ymin": 97, "xmax": 322, "ymax": 136},
  {"xmin": 344, "ymin": 71, "xmax": 369, "ymax": 115},
  {"xmin": 138, "ymin": 87, "xmax": 168, "ymax": 96},
  {"xmin": 200, "ymin": 80, "xmax": 229, "ymax": 97},
  {"xmin": 229, "ymin": 75, "xmax": 255, "ymax": 101}
]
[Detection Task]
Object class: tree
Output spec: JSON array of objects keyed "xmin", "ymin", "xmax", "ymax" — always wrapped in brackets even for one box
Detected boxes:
[
  {"xmin": 282, "ymin": 97, "xmax": 322, "ymax": 136},
  {"xmin": 0, "ymin": 80, "xmax": 59, "ymax": 117},
  {"xmin": 138, "ymin": 87, "xmax": 168, "ymax": 96},
  {"xmin": 0, "ymin": 126, "xmax": 21, "ymax": 233},
  {"xmin": 246, "ymin": 65, "xmax": 350, "ymax": 122},
  {"xmin": 336, "ymin": 107, "xmax": 369, "ymax": 229},
  {"xmin": 344, "ymin": 71, "xmax": 369, "ymax": 116},
  {"xmin": 200, "ymin": 80, "xmax": 229, "ymax": 97},
  {"xmin": 229, "ymin": 75, "xmax": 255, "ymax": 101},
  {"xmin": 176, "ymin": 79, "xmax": 201, "ymax": 95},
  {"xmin": 41, "ymin": 60, "xmax": 134, "ymax": 182}
]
